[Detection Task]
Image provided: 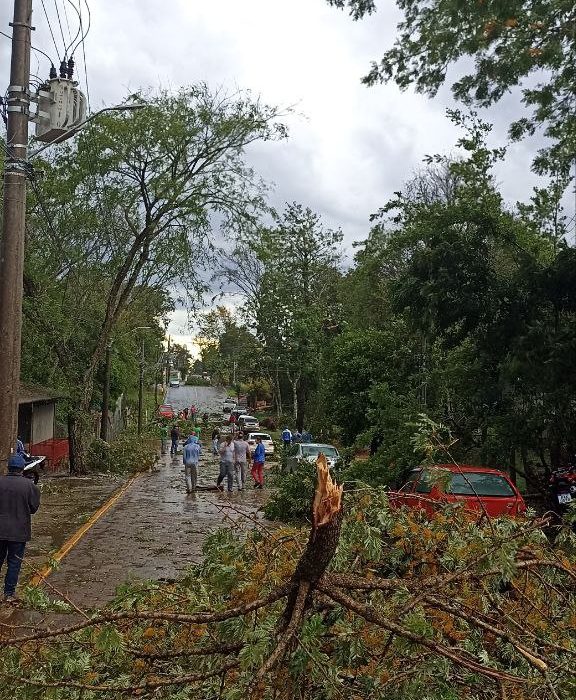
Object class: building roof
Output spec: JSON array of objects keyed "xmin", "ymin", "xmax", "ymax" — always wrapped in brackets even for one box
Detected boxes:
[{"xmin": 18, "ymin": 383, "xmax": 62, "ymax": 405}]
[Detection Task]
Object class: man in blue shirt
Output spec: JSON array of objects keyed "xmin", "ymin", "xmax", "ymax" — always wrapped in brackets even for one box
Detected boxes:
[
  {"xmin": 251, "ymin": 436, "xmax": 266, "ymax": 489},
  {"xmin": 182, "ymin": 435, "xmax": 201, "ymax": 493}
]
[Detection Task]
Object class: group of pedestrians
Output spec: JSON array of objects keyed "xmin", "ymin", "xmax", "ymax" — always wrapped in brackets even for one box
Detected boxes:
[
  {"xmin": 281, "ymin": 427, "xmax": 312, "ymax": 448},
  {"xmin": 213, "ymin": 431, "xmax": 265, "ymax": 492}
]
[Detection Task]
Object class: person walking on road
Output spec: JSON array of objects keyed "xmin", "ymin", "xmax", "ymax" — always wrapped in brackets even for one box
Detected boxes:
[
  {"xmin": 182, "ymin": 435, "xmax": 201, "ymax": 493},
  {"xmin": 281, "ymin": 427, "xmax": 292, "ymax": 449},
  {"xmin": 211, "ymin": 428, "xmax": 220, "ymax": 457},
  {"xmin": 217, "ymin": 435, "xmax": 235, "ymax": 492},
  {"xmin": 251, "ymin": 436, "xmax": 265, "ymax": 489},
  {"xmin": 170, "ymin": 425, "xmax": 180, "ymax": 456},
  {"xmin": 233, "ymin": 432, "xmax": 251, "ymax": 490},
  {"xmin": 0, "ymin": 454, "xmax": 40, "ymax": 603}
]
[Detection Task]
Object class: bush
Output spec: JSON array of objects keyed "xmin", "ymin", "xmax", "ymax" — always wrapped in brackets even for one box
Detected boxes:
[
  {"xmin": 86, "ymin": 432, "xmax": 157, "ymax": 474},
  {"xmin": 259, "ymin": 416, "xmax": 277, "ymax": 430},
  {"xmin": 264, "ymin": 461, "xmax": 317, "ymax": 523}
]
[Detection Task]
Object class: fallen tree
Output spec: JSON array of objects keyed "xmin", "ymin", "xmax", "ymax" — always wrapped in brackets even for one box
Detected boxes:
[{"xmin": 1, "ymin": 456, "xmax": 575, "ymax": 699}]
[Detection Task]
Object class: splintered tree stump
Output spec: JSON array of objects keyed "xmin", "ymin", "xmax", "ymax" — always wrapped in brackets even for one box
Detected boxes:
[
  {"xmin": 252, "ymin": 455, "xmax": 343, "ymax": 691},
  {"xmin": 282, "ymin": 454, "xmax": 344, "ymax": 626}
]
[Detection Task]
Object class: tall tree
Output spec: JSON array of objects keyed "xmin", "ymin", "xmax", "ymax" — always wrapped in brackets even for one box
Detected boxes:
[
  {"xmin": 23, "ymin": 85, "xmax": 287, "ymax": 470},
  {"xmin": 328, "ymin": 0, "xmax": 576, "ymax": 179}
]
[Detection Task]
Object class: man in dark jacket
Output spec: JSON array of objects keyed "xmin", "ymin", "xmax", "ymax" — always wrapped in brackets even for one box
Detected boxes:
[{"xmin": 0, "ymin": 454, "xmax": 40, "ymax": 603}]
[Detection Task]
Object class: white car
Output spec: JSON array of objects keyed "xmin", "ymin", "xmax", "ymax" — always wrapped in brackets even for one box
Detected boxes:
[
  {"xmin": 238, "ymin": 414, "xmax": 260, "ymax": 430},
  {"xmin": 246, "ymin": 432, "xmax": 275, "ymax": 456},
  {"xmin": 287, "ymin": 443, "xmax": 340, "ymax": 471}
]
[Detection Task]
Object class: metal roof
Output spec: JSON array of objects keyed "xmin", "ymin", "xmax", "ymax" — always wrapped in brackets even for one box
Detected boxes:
[{"xmin": 18, "ymin": 383, "xmax": 62, "ymax": 405}]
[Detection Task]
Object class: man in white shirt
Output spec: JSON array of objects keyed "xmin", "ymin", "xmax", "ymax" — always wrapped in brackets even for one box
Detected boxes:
[
  {"xmin": 217, "ymin": 435, "xmax": 235, "ymax": 492},
  {"xmin": 233, "ymin": 432, "xmax": 251, "ymax": 490}
]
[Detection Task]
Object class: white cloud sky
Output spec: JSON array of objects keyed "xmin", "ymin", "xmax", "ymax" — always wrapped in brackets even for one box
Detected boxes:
[{"xmin": 0, "ymin": 0, "xmax": 551, "ymax": 346}]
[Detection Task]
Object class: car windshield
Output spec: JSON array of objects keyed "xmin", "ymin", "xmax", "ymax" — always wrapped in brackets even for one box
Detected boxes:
[
  {"xmin": 250, "ymin": 434, "xmax": 271, "ymax": 441},
  {"xmin": 447, "ymin": 472, "xmax": 515, "ymax": 497},
  {"xmin": 159, "ymin": 405, "xmax": 172, "ymax": 411},
  {"xmin": 301, "ymin": 445, "xmax": 338, "ymax": 458}
]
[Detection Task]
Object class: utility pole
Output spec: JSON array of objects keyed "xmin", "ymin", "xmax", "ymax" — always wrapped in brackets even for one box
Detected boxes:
[
  {"xmin": 0, "ymin": 0, "xmax": 33, "ymax": 468},
  {"xmin": 100, "ymin": 342, "xmax": 112, "ymax": 441}
]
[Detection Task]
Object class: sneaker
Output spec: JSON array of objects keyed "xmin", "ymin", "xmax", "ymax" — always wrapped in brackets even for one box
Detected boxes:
[{"xmin": 3, "ymin": 594, "xmax": 18, "ymax": 604}]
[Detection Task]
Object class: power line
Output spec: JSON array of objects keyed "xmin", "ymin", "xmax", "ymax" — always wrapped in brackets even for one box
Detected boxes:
[
  {"xmin": 63, "ymin": 0, "xmax": 82, "ymax": 58},
  {"xmin": 53, "ymin": 0, "xmax": 67, "ymax": 56},
  {"xmin": 0, "ymin": 29, "xmax": 55, "ymax": 69},
  {"xmin": 40, "ymin": 0, "xmax": 62, "ymax": 59},
  {"xmin": 77, "ymin": 0, "xmax": 91, "ymax": 111}
]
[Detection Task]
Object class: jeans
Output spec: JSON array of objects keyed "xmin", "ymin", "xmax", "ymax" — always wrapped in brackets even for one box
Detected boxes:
[
  {"xmin": 217, "ymin": 461, "xmax": 234, "ymax": 491},
  {"xmin": 234, "ymin": 461, "xmax": 247, "ymax": 489},
  {"xmin": 171, "ymin": 438, "xmax": 179, "ymax": 455},
  {"xmin": 0, "ymin": 541, "xmax": 26, "ymax": 596},
  {"xmin": 184, "ymin": 463, "xmax": 198, "ymax": 492},
  {"xmin": 212, "ymin": 439, "xmax": 219, "ymax": 456}
]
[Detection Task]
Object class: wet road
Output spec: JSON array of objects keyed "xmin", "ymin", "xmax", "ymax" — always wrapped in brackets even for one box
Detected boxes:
[{"xmin": 39, "ymin": 386, "xmax": 269, "ymax": 609}]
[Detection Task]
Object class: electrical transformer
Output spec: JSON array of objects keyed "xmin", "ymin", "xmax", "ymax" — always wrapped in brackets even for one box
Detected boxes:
[{"xmin": 34, "ymin": 78, "xmax": 87, "ymax": 143}]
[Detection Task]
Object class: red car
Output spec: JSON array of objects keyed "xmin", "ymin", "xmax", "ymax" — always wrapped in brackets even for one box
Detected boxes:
[
  {"xmin": 390, "ymin": 464, "xmax": 526, "ymax": 518},
  {"xmin": 157, "ymin": 403, "xmax": 175, "ymax": 419}
]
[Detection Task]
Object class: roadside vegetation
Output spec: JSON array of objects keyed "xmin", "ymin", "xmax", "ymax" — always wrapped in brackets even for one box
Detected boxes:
[{"xmin": 3, "ymin": 457, "xmax": 575, "ymax": 699}]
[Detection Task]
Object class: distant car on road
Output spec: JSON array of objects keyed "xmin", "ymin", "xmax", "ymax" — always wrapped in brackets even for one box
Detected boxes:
[
  {"xmin": 158, "ymin": 404, "xmax": 175, "ymax": 419},
  {"xmin": 246, "ymin": 432, "xmax": 275, "ymax": 456},
  {"xmin": 238, "ymin": 414, "xmax": 260, "ymax": 430},
  {"xmin": 287, "ymin": 443, "xmax": 340, "ymax": 471},
  {"xmin": 389, "ymin": 464, "xmax": 527, "ymax": 518}
]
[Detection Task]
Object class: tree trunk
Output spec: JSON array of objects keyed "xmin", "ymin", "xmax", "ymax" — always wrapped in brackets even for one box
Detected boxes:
[
  {"xmin": 252, "ymin": 456, "xmax": 343, "ymax": 686},
  {"xmin": 67, "ymin": 412, "xmax": 82, "ymax": 475},
  {"xmin": 296, "ymin": 377, "xmax": 307, "ymax": 432}
]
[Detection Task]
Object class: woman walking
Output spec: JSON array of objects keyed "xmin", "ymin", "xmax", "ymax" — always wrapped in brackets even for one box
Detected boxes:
[{"xmin": 251, "ymin": 436, "xmax": 265, "ymax": 489}]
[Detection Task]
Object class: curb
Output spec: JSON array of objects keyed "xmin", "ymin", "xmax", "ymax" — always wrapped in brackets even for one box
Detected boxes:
[{"xmin": 30, "ymin": 471, "xmax": 142, "ymax": 587}]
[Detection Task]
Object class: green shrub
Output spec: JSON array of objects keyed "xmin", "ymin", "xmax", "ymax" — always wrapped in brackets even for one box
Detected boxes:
[
  {"xmin": 264, "ymin": 462, "xmax": 317, "ymax": 523},
  {"xmin": 86, "ymin": 431, "xmax": 157, "ymax": 474}
]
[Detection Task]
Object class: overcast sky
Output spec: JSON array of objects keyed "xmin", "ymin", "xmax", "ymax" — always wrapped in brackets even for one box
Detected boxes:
[{"xmin": 1, "ymin": 0, "xmax": 545, "ymax": 351}]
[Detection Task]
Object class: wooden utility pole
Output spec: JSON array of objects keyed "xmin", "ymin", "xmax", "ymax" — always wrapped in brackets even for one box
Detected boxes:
[{"xmin": 0, "ymin": 0, "xmax": 33, "ymax": 468}]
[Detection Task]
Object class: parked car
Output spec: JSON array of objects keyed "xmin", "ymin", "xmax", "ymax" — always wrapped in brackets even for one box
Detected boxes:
[
  {"xmin": 287, "ymin": 443, "xmax": 340, "ymax": 471},
  {"xmin": 390, "ymin": 464, "xmax": 527, "ymax": 518},
  {"xmin": 158, "ymin": 404, "xmax": 175, "ymax": 419},
  {"xmin": 246, "ymin": 432, "xmax": 275, "ymax": 456},
  {"xmin": 238, "ymin": 414, "xmax": 260, "ymax": 430}
]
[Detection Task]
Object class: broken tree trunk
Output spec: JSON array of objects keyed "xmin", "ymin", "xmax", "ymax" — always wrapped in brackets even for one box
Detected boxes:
[{"xmin": 252, "ymin": 455, "xmax": 343, "ymax": 691}]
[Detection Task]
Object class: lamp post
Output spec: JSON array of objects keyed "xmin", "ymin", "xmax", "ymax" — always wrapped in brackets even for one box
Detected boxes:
[{"xmin": 134, "ymin": 327, "xmax": 151, "ymax": 437}]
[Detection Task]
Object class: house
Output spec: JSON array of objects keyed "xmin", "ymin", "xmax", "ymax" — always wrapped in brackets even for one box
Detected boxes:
[{"xmin": 18, "ymin": 383, "xmax": 68, "ymax": 472}]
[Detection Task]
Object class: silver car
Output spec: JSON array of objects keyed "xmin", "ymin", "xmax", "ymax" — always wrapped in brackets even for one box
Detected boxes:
[{"xmin": 287, "ymin": 443, "xmax": 340, "ymax": 471}]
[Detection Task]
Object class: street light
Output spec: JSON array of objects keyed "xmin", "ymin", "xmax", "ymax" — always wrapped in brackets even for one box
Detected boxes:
[
  {"xmin": 133, "ymin": 327, "xmax": 152, "ymax": 437},
  {"xmin": 28, "ymin": 103, "xmax": 147, "ymax": 160}
]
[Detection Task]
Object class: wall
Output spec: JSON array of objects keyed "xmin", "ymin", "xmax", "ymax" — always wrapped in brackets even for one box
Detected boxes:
[{"xmin": 32, "ymin": 403, "xmax": 55, "ymax": 444}]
